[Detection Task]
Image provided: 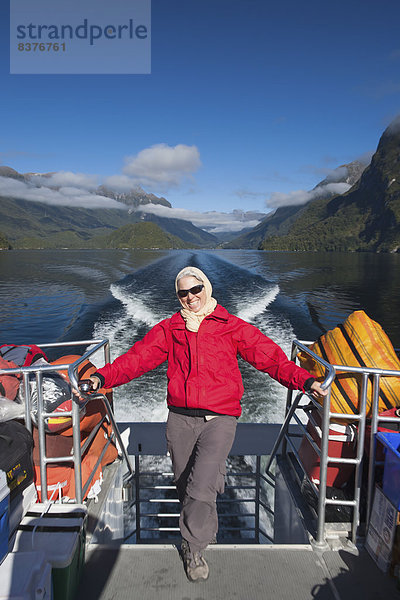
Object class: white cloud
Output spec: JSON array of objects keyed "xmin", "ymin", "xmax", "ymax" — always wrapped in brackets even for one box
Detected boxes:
[
  {"xmin": 30, "ymin": 171, "xmax": 98, "ymax": 190},
  {"xmin": 102, "ymin": 174, "xmax": 138, "ymax": 193},
  {"xmin": 356, "ymin": 150, "xmax": 374, "ymax": 165},
  {"xmin": 322, "ymin": 166, "xmax": 349, "ymax": 183},
  {"xmin": 267, "ymin": 182, "xmax": 351, "ymax": 209},
  {"xmin": 122, "ymin": 143, "xmax": 201, "ymax": 190},
  {"xmin": 0, "ymin": 142, "xmax": 203, "ymax": 211},
  {"xmin": 0, "ymin": 171, "xmax": 264, "ymax": 232},
  {"xmin": 135, "ymin": 203, "xmax": 264, "ymax": 233},
  {"xmin": 0, "ymin": 176, "xmax": 126, "ymax": 209},
  {"xmin": 387, "ymin": 113, "xmax": 400, "ymax": 134}
]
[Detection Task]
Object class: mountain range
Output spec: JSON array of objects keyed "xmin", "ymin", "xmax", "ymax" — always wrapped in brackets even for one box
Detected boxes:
[
  {"xmin": 224, "ymin": 161, "xmax": 367, "ymax": 250},
  {"xmin": 236, "ymin": 120, "xmax": 400, "ymax": 253},
  {"xmin": 1, "ymin": 117, "xmax": 400, "ymax": 252},
  {"xmin": 0, "ymin": 167, "xmax": 217, "ymax": 249}
]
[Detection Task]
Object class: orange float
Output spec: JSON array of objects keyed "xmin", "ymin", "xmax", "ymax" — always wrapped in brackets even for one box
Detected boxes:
[{"xmin": 33, "ymin": 355, "xmax": 117, "ymax": 501}]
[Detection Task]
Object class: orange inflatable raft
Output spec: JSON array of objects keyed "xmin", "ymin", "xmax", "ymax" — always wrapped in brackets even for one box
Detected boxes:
[{"xmin": 32, "ymin": 355, "xmax": 118, "ymax": 502}]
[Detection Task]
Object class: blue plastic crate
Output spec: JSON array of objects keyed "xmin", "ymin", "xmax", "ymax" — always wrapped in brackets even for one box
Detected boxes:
[
  {"xmin": 376, "ymin": 432, "xmax": 400, "ymax": 509},
  {"xmin": 0, "ymin": 470, "xmax": 10, "ymax": 565}
]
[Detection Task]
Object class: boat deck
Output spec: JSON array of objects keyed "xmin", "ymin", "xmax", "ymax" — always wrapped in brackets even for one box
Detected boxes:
[{"xmin": 76, "ymin": 543, "xmax": 399, "ymax": 600}]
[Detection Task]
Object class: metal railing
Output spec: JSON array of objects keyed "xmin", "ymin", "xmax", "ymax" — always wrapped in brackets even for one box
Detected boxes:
[
  {"xmin": 1, "ymin": 341, "xmax": 277, "ymax": 544},
  {"xmin": 4, "ymin": 336, "xmax": 399, "ymax": 546},
  {"xmin": 116, "ymin": 421, "xmax": 283, "ymax": 545},
  {"xmin": 0, "ymin": 339, "xmax": 134, "ymax": 504},
  {"xmin": 266, "ymin": 339, "xmax": 400, "ymax": 547},
  {"xmin": 124, "ymin": 446, "xmax": 275, "ymax": 544}
]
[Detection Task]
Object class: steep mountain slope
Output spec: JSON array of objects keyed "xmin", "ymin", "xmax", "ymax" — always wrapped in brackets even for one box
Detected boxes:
[
  {"xmin": 225, "ymin": 161, "xmax": 366, "ymax": 249},
  {"xmin": 139, "ymin": 213, "xmax": 217, "ymax": 246},
  {"xmin": 0, "ymin": 195, "xmax": 129, "ymax": 242},
  {"xmin": 223, "ymin": 204, "xmax": 304, "ymax": 249},
  {"xmin": 260, "ymin": 121, "xmax": 400, "ymax": 252}
]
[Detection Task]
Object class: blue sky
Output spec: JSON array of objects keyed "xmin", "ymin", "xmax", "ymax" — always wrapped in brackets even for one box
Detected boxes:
[{"xmin": 1, "ymin": 0, "xmax": 400, "ymax": 232}]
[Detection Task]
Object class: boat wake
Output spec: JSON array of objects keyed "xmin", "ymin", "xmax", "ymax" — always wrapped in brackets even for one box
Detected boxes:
[
  {"xmin": 88, "ymin": 252, "xmax": 297, "ymax": 424},
  {"xmin": 236, "ymin": 285, "xmax": 280, "ymax": 322}
]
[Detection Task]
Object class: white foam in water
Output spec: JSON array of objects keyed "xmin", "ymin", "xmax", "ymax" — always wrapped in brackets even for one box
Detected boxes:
[
  {"xmin": 236, "ymin": 285, "xmax": 279, "ymax": 323},
  {"xmin": 109, "ymin": 283, "xmax": 161, "ymax": 328},
  {"xmin": 91, "ymin": 282, "xmax": 170, "ymax": 421},
  {"xmin": 118, "ymin": 400, "xmax": 168, "ymax": 422},
  {"xmin": 234, "ymin": 284, "xmax": 301, "ymax": 424},
  {"xmin": 90, "ymin": 272, "xmax": 301, "ymax": 425},
  {"xmin": 258, "ymin": 313, "xmax": 298, "ymax": 424},
  {"xmin": 92, "ymin": 283, "xmax": 161, "ymax": 362}
]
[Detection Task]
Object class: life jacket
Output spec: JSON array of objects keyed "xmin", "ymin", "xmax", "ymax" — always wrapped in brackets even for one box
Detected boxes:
[
  {"xmin": 0, "ymin": 355, "xmax": 20, "ymax": 400},
  {"xmin": 27, "ymin": 354, "xmax": 112, "ymax": 434},
  {"xmin": 0, "ymin": 344, "xmax": 48, "ymax": 401},
  {"xmin": 0, "ymin": 344, "xmax": 48, "ymax": 367},
  {"xmin": 33, "ymin": 420, "xmax": 118, "ymax": 502},
  {"xmin": 32, "ymin": 354, "xmax": 116, "ymax": 501},
  {"xmin": 298, "ymin": 311, "xmax": 400, "ymax": 418},
  {"xmin": 50, "ymin": 355, "xmax": 113, "ymax": 435}
]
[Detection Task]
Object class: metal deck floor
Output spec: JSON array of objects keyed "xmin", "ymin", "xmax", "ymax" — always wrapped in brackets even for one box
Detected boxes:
[{"xmin": 75, "ymin": 544, "xmax": 399, "ymax": 600}]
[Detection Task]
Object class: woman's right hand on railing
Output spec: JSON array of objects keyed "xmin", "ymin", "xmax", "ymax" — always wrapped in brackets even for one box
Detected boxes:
[{"xmin": 78, "ymin": 375, "xmax": 101, "ymax": 394}]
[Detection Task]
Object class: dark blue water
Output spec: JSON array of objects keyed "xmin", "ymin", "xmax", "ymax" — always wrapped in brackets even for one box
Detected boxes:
[{"xmin": 1, "ymin": 249, "xmax": 400, "ymax": 422}]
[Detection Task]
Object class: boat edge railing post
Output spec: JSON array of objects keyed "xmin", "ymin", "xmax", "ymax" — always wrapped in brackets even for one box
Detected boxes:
[
  {"xmin": 72, "ymin": 390, "xmax": 83, "ymax": 504},
  {"xmin": 265, "ymin": 340, "xmax": 334, "ymax": 548},
  {"xmin": 255, "ymin": 455, "xmax": 261, "ymax": 544},
  {"xmin": 350, "ymin": 373, "xmax": 368, "ymax": 543},
  {"xmin": 104, "ymin": 340, "xmax": 111, "ymax": 366},
  {"xmin": 15, "ymin": 338, "xmax": 130, "ymax": 504},
  {"xmin": 135, "ymin": 455, "xmax": 141, "ymax": 543},
  {"xmin": 23, "ymin": 371, "xmax": 32, "ymax": 433},
  {"xmin": 35, "ymin": 371, "xmax": 47, "ymax": 502},
  {"xmin": 366, "ymin": 374, "xmax": 380, "ymax": 527},
  {"xmin": 314, "ymin": 384, "xmax": 332, "ymax": 549},
  {"xmin": 68, "ymin": 347, "xmax": 135, "ymax": 488}
]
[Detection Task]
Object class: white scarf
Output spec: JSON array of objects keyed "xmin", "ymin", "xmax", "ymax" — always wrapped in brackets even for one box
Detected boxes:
[{"xmin": 175, "ymin": 266, "xmax": 217, "ymax": 332}]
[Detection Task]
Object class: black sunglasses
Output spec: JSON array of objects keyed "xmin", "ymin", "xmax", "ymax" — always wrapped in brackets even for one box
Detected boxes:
[{"xmin": 177, "ymin": 284, "xmax": 204, "ymax": 298}]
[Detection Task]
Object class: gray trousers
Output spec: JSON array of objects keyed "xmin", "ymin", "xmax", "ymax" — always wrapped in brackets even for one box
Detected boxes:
[{"xmin": 166, "ymin": 411, "xmax": 237, "ymax": 553}]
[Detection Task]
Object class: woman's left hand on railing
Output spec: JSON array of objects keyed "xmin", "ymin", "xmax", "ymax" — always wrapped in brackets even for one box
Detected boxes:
[{"xmin": 310, "ymin": 380, "xmax": 328, "ymax": 400}]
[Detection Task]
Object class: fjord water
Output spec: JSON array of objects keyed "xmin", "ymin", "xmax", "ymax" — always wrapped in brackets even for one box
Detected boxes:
[{"xmin": 1, "ymin": 249, "xmax": 400, "ymax": 423}]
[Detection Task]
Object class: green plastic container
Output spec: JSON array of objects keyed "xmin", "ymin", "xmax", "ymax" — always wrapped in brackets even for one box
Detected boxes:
[{"xmin": 12, "ymin": 515, "xmax": 86, "ymax": 600}]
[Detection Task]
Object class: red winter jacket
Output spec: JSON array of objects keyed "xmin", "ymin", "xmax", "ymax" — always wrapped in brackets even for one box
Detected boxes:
[{"xmin": 96, "ymin": 305, "xmax": 313, "ymax": 417}]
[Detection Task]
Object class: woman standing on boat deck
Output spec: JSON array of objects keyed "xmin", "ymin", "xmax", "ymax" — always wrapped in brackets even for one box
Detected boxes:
[{"xmin": 85, "ymin": 266, "xmax": 327, "ymax": 583}]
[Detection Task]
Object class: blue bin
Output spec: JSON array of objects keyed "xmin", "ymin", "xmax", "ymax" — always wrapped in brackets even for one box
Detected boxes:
[
  {"xmin": 0, "ymin": 470, "xmax": 10, "ymax": 565},
  {"xmin": 376, "ymin": 432, "xmax": 400, "ymax": 509}
]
